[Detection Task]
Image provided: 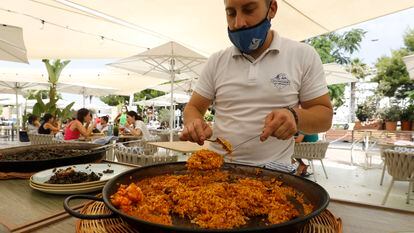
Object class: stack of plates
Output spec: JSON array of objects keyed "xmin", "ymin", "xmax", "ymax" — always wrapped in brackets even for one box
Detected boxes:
[{"xmin": 29, "ymin": 163, "xmax": 132, "ymax": 194}]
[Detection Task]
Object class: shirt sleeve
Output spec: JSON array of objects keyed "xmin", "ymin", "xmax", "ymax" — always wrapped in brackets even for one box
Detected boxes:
[
  {"xmin": 299, "ymin": 45, "xmax": 329, "ymax": 102},
  {"xmin": 194, "ymin": 53, "xmax": 217, "ymax": 100}
]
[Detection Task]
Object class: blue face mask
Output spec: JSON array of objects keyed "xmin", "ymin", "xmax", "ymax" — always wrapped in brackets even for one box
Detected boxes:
[{"xmin": 227, "ymin": 9, "xmax": 272, "ymax": 54}]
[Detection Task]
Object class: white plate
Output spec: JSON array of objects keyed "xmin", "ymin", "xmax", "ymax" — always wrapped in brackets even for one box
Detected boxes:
[
  {"xmin": 29, "ymin": 182, "xmax": 103, "ymax": 195},
  {"xmin": 30, "ymin": 163, "xmax": 131, "ymax": 187},
  {"xmin": 30, "ymin": 181, "xmax": 104, "ymax": 190}
]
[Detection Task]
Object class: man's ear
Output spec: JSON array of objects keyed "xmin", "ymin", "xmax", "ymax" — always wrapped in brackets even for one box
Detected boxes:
[{"xmin": 269, "ymin": 0, "xmax": 278, "ymax": 19}]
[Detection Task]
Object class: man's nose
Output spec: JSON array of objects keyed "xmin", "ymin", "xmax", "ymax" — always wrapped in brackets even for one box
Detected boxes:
[{"xmin": 234, "ymin": 14, "xmax": 248, "ymax": 29}]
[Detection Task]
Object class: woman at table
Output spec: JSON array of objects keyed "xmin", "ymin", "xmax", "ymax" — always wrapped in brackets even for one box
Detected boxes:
[
  {"xmin": 38, "ymin": 113, "xmax": 60, "ymax": 135},
  {"xmin": 124, "ymin": 111, "xmax": 151, "ymax": 140},
  {"xmin": 27, "ymin": 114, "xmax": 40, "ymax": 134},
  {"xmin": 64, "ymin": 108, "xmax": 94, "ymax": 140}
]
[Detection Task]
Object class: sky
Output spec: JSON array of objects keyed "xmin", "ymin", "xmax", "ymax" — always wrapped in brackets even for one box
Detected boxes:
[{"xmin": 340, "ymin": 7, "xmax": 414, "ymax": 65}]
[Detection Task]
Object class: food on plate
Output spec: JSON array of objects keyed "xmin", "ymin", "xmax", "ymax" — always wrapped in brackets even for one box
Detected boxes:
[
  {"xmin": 186, "ymin": 149, "xmax": 224, "ymax": 170},
  {"xmin": 46, "ymin": 167, "xmax": 101, "ymax": 184}
]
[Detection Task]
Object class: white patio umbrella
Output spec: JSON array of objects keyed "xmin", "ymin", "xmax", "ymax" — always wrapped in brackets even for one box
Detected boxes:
[
  {"xmin": 323, "ymin": 63, "xmax": 357, "ymax": 85},
  {"xmin": 136, "ymin": 93, "xmax": 191, "ymax": 107},
  {"xmin": 0, "ymin": 24, "xmax": 29, "ymax": 63},
  {"xmin": 403, "ymin": 54, "xmax": 414, "ymax": 80},
  {"xmin": 108, "ymin": 41, "xmax": 207, "ymax": 141},
  {"xmin": 56, "ymin": 82, "xmax": 119, "ymax": 107},
  {"xmin": 0, "ymin": 80, "xmax": 48, "ymax": 140},
  {"xmin": 151, "ymin": 78, "xmax": 198, "ymax": 95}
]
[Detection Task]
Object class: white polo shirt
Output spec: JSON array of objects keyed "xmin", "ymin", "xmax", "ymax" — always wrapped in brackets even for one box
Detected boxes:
[{"xmin": 195, "ymin": 31, "xmax": 328, "ymax": 165}]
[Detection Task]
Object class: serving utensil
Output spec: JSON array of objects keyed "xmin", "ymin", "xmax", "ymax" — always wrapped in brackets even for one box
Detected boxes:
[{"xmin": 206, "ymin": 134, "xmax": 261, "ymax": 153}]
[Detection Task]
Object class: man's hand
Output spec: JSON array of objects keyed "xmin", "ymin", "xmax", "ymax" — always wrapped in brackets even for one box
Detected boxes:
[
  {"xmin": 180, "ymin": 118, "xmax": 212, "ymax": 145},
  {"xmin": 260, "ymin": 108, "xmax": 297, "ymax": 141}
]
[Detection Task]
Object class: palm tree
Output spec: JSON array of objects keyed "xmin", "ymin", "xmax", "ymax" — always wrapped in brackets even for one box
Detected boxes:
[{"xmin": 347, "ymin": 58, "xmax": 368, "ymax": 122}]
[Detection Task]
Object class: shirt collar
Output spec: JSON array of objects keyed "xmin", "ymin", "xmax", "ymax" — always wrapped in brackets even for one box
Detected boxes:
[{"xmin": 231, "ymin": 30, "xmax": 281, "ymax": 58}]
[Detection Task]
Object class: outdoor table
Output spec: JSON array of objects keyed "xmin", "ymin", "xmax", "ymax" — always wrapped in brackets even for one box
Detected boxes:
[
  {"xmin": 350, "ymin": 129, "xmax": 414, "ymax": 168},
  {"xmin": 0, "ymin": 179, "xmax": 412, "ymax": 233},
  {"xmin": 147, "ymin": 141, "xmax": 209, "ymax": 155},
  {"xmin": 117, "ymin": 134, "xmax": 142, "ymax": 142}
]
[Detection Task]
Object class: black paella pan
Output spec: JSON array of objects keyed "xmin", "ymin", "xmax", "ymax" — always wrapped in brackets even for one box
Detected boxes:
[
  {"xmin": 64, "ymin": 162, "xmax": 330, "ymax": 233},
  {"xmin": 0, "ymin": 143, "xmax": 107, "ymax": 172}
]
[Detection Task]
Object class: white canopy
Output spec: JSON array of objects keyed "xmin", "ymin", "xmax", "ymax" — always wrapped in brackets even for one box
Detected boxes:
[
  {"xmin": 0, "ymin": 67, "xmax": 166, "ymax": 95},
  {"xmin": 151, "ymin": 78, "xmax": 198, "ymax": 95},
  {"xmin": 403, "ymin": 54, "xmax": 414, "ymax": 80},
  {"xmin": 136, "ymin": 93, "xmax": 190, "ymax": 107},
  {"xmin": 0, "ymin": 24, "xmax": 28, "ymax": 63},
  {"xmin": 0, "ymin": 0, "xmax": 413, "ymax": 58},
  {"xmin": 323, "ymin": 63, "xmax": 358, "ymax": 85}
]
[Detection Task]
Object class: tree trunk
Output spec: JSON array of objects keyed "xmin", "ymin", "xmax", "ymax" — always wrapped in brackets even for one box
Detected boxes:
[{"xmin": 349, "ymin": 82, "xmax": 356, "ymax": 122}]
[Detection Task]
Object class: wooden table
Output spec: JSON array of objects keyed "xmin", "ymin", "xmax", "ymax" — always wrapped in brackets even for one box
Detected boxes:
[
  {"xmin": 147, "ymin": 141, "xmax": 209, "ymax": 154},
  {"xmin": 1, "ymin": 180, "xmax": 413, "ymax": 233}
]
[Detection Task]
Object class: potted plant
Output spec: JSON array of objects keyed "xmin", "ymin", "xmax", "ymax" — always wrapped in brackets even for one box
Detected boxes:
[
  {"xmin": 400, "ymin": 105, "xmax": 413, "ymax": 131},
  {"xmin": 380, "ymin": 106, "xmax": 401, "ymax": 131}
]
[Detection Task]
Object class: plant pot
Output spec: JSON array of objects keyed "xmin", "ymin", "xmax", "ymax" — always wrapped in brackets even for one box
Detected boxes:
[
  {"xmin": 401, "ymin": 121, "xmax": 412, "ymax": 131},
  {"xmin": 354, "ymin": 121, "xmax": 362, "ymax": 130},
  {"xmin": 385, "ymin": 121, "xmax": 397, "ymax": 131}
]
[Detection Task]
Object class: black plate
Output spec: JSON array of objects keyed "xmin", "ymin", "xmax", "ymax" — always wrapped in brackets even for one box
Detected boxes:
[{"xmin": 0, "ymin": 143, "xmax": 106, "ymax": 172}]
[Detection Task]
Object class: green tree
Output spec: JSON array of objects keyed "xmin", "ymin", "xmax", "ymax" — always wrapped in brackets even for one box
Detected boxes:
[
  {"xmin": 100, "ymin": 95, "xmax": 129, "ymax": 106},
  {"xmin": 134, "ymin": 89, "xmax": 165, "ymax": 102},
  {"xmin": 327, "ymin": 84, "xmax": 346, "ymax": 110},
  {"xmin": 404, "ymin": 28, "xmax": 414, "ymax": 52},
  {"xmin": 372, "ymin": 49, "xmax": 411, "ymax": 98},
  {"xmin": 100, "ymin": 89, "xmax": 165, "ymax": 107},
  {"xmin": 306, "ymin": 28, "xmax": 366, "ymax": 110}
]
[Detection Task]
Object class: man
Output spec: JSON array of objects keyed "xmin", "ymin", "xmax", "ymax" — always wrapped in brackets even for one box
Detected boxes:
[{"xmin": 180, "ymin": 0, "xmax": 333, "ymax": 168}]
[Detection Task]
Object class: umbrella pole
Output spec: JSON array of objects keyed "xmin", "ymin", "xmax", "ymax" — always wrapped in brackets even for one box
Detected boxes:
[
  {"xmin": 169, "ymin": 71, "xmax": 175, "ymax": 142},
  {"xmin": 15, "ymin": 88, "xmax": 20, "ymax": 141}
]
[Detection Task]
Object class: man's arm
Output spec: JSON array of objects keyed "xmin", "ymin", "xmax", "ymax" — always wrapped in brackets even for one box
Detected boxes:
[
  {"xmin": 180, "ymin": 92, "xmax": 213, "ymax": 145},
  {"xmin": 296, "ymin": 93, "xmax": 333, "ymax": 134},
  {"xmin": 261, "ymin": 93, "xmax": 333, "ymax": 141}
]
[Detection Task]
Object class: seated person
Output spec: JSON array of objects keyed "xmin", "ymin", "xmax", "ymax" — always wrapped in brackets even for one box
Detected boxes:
[
  {"xmin": 124, "ymin": 111, "xmax": 151, "ymax": 140},
  {"xmin": 27, "ymin": 114, "xmax": 40, "ymax": 134},
  {"xmin": 114, "ymin": 105, "xmax": 128, "ymax": 127},
  {"xmin": 38, "ymin": 113, "xmax": 60, "ymax": 135},
  {"xmin": 294, "ymin": 132, "xmax": 319, "ymax": 177},
  {"xmin": 64, "ymin": 108, "xmax": 94, "ymax": 140},
  {"xmin": 95, "ymin": 116, "xmax": 109, "ymax": 133}
]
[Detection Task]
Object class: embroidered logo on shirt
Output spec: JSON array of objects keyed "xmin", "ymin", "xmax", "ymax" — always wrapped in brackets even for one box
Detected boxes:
[{"xmin": 270, "ymin": 73, "xmax": 290, "ymax": 89}]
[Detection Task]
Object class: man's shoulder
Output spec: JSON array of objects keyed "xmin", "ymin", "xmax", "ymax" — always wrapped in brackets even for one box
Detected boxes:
[
  {"xmin": 207, "ymin": 46, "xmax": 235, "ymax": 62},
  {"xmin": 279, "ymin": 35, "xmax": 315, "ymax": 53}
]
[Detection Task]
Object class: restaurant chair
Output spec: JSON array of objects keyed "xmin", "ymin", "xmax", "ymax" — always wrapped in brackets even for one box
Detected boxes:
[
  {"xmin": 293, "ymin": 141, "xmax": 330, "ymax": 182},
  {"xmin": 381, "ymin": 149, "xmax": 414, "ymax": 205},
  {"xmin": 28, "ymin": 133, "xmax": 60, "ymax": 145}
]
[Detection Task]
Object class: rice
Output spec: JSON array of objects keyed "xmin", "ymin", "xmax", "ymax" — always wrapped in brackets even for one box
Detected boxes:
[
  {"xmin": 110, "ymin": 149, "xmax": 312, "ymax": 229},
  {"xmin": 110, "ymin": 170, "xmax": 312, "ymax": 229}
]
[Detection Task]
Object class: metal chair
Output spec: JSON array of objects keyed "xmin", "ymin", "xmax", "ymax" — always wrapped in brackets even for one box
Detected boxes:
[
  {"xmin": 293, "ymin": 141, "xmax": 330, "ymax": 182},
  {"xmin": 381, "ymin": 149, "xmax": 414, "ymax": 205}
]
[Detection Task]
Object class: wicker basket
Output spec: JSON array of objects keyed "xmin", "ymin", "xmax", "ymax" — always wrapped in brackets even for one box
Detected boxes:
[
  {"xmin": 76, "ymin": 197, "xmax": 342, "ymax": 233},
  {"xmin": 114, "ymin": 140, "xmax": 178, "ymax": 166},
  {"xmin": 28, "ymin": 133, "xmax": 61, "ymax": 145}
]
